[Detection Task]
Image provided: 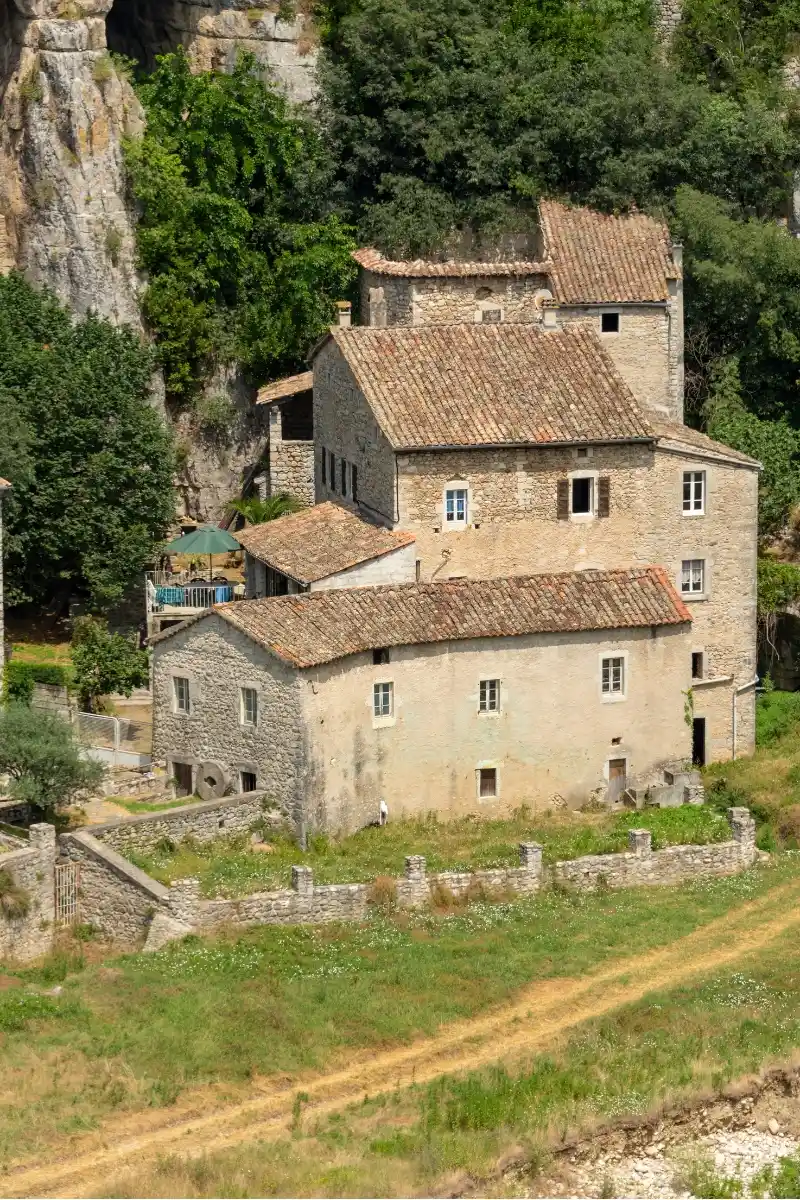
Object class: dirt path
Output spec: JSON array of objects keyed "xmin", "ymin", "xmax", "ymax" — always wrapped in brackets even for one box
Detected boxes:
[{"xmin": 4, "ymin": 880, "xmax": 800, "ymax": 1199}]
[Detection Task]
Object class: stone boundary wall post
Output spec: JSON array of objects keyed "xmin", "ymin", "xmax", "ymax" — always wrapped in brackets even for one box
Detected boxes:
[
  {"xmin": 628, "ymin": 829, "xmax": 652, "ymax": 857},
  {"xmin": 519, "ymin": 841, "xmax": 543, "ymax": 874},
  {"xmin": 728, "ymin": 806, "xmax": 757, "ymax": 863},
  {"xmin": 399, "ymin": 855, "xmax": 429, "ymax": 907},
  {"xmin": 165, "ymin": 878, "xmax": 202, "ymax": 924}
]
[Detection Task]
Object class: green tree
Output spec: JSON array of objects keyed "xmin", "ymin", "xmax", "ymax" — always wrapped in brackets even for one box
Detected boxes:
[
  {"xmin": 0, "ymin": 273, "xmax": 175, "ymax": 610},
  {"xmin": 125, "ymin": 49, "xmax": 357, "ymax": 400},
  {"xmin": 70, "ymin": 617, "xmax": 150, "ymax": 713},
  {"xmin": 226, "ymin": 494, "xmax": 303, "ymax": 525},
  {"xmin": 0, "ymin": 704, "xmax": 104, "ymax": 818}
]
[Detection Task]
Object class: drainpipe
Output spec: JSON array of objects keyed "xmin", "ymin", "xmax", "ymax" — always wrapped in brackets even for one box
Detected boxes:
[{"xmin": 732, "ymin": 676, "xmax": 759, "ymax": 760}]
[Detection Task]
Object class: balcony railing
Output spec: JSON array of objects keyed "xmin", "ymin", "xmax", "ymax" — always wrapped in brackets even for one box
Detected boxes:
[{"xmin": 146, "ymin": 573, "xmax": 241, "ymax": 615}]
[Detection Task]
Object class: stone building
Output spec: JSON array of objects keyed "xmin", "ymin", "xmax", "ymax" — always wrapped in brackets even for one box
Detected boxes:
[
  {"xmin": 238, "ymin": 501, "xmax": 416, "ymax": 596},
  {"xmin": 151, "ymin": 567, "xmax": 693, "ymax": 831},
  {"xmin": 254, "ymin": 371, "xmax": 316, "ymax": 505}
]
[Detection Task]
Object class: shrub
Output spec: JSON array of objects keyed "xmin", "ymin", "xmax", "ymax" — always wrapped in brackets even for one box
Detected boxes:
[
  {"xmin": 92, "ymin": 53, "xmax": 114, "ymax": 85},
  {"xmin": 367, "ymin": 875, "xmax": 397, "ymax": 911},
  {"xmin": 756, "ymin": 690, "xmax": 800, "ymax": 747},
  {"xmin": 0, "ymin": 868, "xmax": 30, "ymax": 920},
  {"xmin": 0, "ymin": 703, "xmax": 104, "ymax": 817},
  {"xmin": 70, "ymin": 616, "xmax": 149, "ymax": 712},
  {"xmin": 3, "ymin": 662, "xmax": 71, "ymax": 706}
]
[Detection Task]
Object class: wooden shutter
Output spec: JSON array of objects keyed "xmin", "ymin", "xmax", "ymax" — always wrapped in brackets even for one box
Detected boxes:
[
  {"xmin": 598, "ymin": 476, "xmax": 610, "ymax": 518},
  {"xmin": 556, "ymin": 479, "xmax": 569, "ymax": 520}
]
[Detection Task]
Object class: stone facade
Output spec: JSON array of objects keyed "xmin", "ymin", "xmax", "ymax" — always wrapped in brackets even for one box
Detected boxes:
[
  {"xmin": 0, "ymin": 824, "xmax": 56, "ymax": 962},
  {"xmin": 266, "ymin": 403, "xmax": 314, "ymax": 505},
  {"xmin": 143, "ymin": 807, "xmax": 757, "ymax": 951},
  {"xmin": 153, "ymin": 610, "xmax": 693, "ymax": 833},
  {"xmin": 152, "ymin": 617, "xmax": 308, "ymax": 828},
  {"xmin": 359, "ymin": 270, "xmax": 552, "ymax": 329}
]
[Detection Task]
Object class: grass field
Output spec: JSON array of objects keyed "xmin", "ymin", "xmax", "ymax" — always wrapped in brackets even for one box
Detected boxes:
[
  {"xmin": 0, "ymin": 860, "xmax": 796, "ymax": 1170},
  {"xmin": 127, "ymin": 803, "xmax": 731, "ymax": 898},
  {"xmin": 97, "ymin": 917, "xmax": 800, "ymax": 1199}
]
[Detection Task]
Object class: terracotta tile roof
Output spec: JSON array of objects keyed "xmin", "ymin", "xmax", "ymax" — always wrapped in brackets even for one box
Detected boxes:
[
  {"xmin": 256, "ymin": 371, "xmax": 313, "ymax": 405},
  {"xmin": 235, "ymin": 502, "xmax": 416, "ymax": 584},
  {"xmin": 651, "ymin": 420, "xmax": 761, "ymax": 468},
  {"xmin": 325, "ymin": 322, "xmax": 653, "ymax": 449},
  {"xmin": 539, "ymin": 200, "xmax": 678, "ymax": 304},
  {"xmin": 353, "ymin": 247, "xmax": 552, "ymax": 278},
  {"xmin": 152, "ymin": 567, "xmax": 691, "ymax": 667}
]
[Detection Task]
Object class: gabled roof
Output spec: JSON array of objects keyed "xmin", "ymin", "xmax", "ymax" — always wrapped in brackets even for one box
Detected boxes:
[
  {"xmin": 256, "ymin": 371, "xmax": 313, "ymax": 406},
  {"xmin": 352, "ymin": 247, "xmax": 551, "ymax": 278},
  {"xmin": 539, "ymin": 200, "xmax": 678, "ymax": 305},
  {"xmin": 319, "ymin": 322, "xmax": 653, "ymax": 450},
  {"xmin": 151, "ymin": 566, "xmax": 691, "ymax": 668},
  {"xmin": 235, "ymin": 502, "xmax": 416, "ymax": 584}
]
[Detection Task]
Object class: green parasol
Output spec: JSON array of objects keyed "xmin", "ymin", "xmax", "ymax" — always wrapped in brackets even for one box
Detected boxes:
[{"xmin": 162, "ymin": 524, "xmax": 241, "ymax": 580}]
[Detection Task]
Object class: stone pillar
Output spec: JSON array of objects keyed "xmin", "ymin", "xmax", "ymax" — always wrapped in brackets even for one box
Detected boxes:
[
  {"xmin": 165, "ymin": 877, "xmax": 201, "ymax": 924},
  {"xmin": 519, "ymin": 842, "xmax": 543, "ymax": 874},
  {"xmin": 628, "ymin": 828, "xmax": 652, "ymax": 856},
  {"xmin": 400, "ymin": 855, "xmax": 428, "ymax": 907},
  {"xmin": 28, "ymin": 821, "xmax": 56, "ymax": 930},
  {"xmin": 291, "ymin": 865, "xmax": 313, "ymax": 897},
  {"xmin": 728, "ymin": 807, "xmax": 756, "ymax": 861},
  {"xmin": 404, "ymin": 855, "xmax": 426, "ymax": 881}
]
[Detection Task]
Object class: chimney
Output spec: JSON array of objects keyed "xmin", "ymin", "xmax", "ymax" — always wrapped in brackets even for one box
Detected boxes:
[
  {"xmin": 542, "ymin": 304, "xmax": 559, "ymax": 330},
  {"xmin": 671, "ymin": 242, "xmax": 683, "ymax": 270},
  {"xmin": 335, "ymin": 300, "xmax": 352, "ymax": 329}
]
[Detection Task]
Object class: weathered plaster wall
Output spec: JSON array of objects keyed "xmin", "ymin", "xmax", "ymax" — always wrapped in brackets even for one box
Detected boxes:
[
  {"xmin": 310, "ymin": 543, "xmax": 418, "ymax": 591},
  {"xmin": 0, "ymin": 824, "xmax": 56, "ymax": 962},
  {"xmin": 395, "ymin": 440, "xmax": 758, "ymax": 760},
  {"xmin": 303, "ymin": 623, "xmax": 692, "ymax": 832},
  {"xmin": 152, "ymin": 615, "xmax": 308, "ymax": 826}
]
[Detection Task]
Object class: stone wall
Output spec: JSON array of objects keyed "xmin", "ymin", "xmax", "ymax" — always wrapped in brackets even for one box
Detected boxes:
[
  {"xmin": 0, "ymin": 824, "xmax": 56, "ymax": 962},
  {"xmin": 267, "ymin": 405, "xmax": 314, "ymax": 504},
  {"xmin": 359, "ymin": 270, "xmax": 552, "ymax": 329},
  {"xmin": 143, "ymin": 808, "xmax": 757, "ymax": 950},
  {"xmin": 60, "ymin": 829, "xmax": 168, "ymax": 945},
  {"xmin": 87, "ymin": 791, "xmax": 280, "ymax": 855}
]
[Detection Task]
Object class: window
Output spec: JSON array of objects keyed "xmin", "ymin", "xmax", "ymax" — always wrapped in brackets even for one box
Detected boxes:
[
  {"xmin": 478, "ymin": 767, "xmax": 497, "ymax": 799},
  {"xmin": 576, "ymin": 447, "xmax": 589, "ymax": 460},
  {"xmin": 352, "ymin": 463, "xmax": 358, "ymax": 503},
  {"xmin": 681, "ymin": 559, "xmax": 705, "ymax": 596},
  {"xmin": 601, "ymin": 311, "xmax": 620, "ymax": 334},
  {"xmin": 341, "ymin": 457, "xmax": 348, "ymax": 496},
  {"xmin": 329, "ymin": 450, "xmax": 336, "ymax": 491},
  {"xmin": 479, "ymin": 679, "xmax": 500, "ymax": 712},
  {"xmin": 373, "ymin": 648, "xmax": 390, "ymax": 665},
  {"xmin": 683, "ymin": 471, "xmax": 705, "ymax": 515},
  {"xmin": 321, "ymin": 445, "xmax": 326, "ymax": 485},
  {"xmin": 692, "ymin": 651, "xmax": 704, "ymax": 680},
  {"xmin": 240, "ymin": 687, "xmax": 258, "ymax": 726},
  {"xmin": 601, "ymin": 656, "xmax": 625, "ymax": 696},
  {"xmin": 173, "ymin": 676, "xmax": 190, "ymax": 714},
  {"xmin": 445, "ymin": 487, "xmax": 468, "ymax": 526},
  {"xmin": 481, "ymin": 307, "xmax": 502, "ymax": 323},
  {"xmin": 373, "ymin": 681, "xmax": 393, "ymax": 718},
  {"xmin": 571, "ymin": 476, "xmax": 593, "ymax": 515},
  {"xmin": 240, "ymin": 771, "xmax": 257, "ymax": 793}
]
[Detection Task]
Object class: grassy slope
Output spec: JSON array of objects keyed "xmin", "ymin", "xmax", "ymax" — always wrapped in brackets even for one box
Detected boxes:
[
  {"xmin": 0, "ymin": 862, "xmax": 795, "ymax": 1166},
  {"xmin": 128, "ymin": 805, "xmax": 730, "ymax": 898}
]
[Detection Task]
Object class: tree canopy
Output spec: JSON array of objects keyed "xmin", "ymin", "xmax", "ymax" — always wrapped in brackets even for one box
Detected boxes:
[
  {"xmin": 0, "ymin": 704, "xmax": 104, "ymax": 818},
  {"xmin": 126, "ymin": 49, "xmax": 357, "ymax": 401},
  {"xmin": 0, "ymin": 273, "xmax": 175, "ymax": 610}
]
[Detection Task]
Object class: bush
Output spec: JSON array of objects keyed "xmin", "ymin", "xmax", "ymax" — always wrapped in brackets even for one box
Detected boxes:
[
  {"xmin": 367, "ymin": 875, "xmax": 397, "ymax": 911},
  {"xmin": 70, "ymin": 616, "xmax": 149, "ymax": 712},
  {"xmin": 756, "ymin": 690, "xmax": 800, "ymax": 747},
  {"xmin": 0, "ymin": 703, "xmax": 104, "ymax": 817},
  {"xmin": 3, "ymin": 662, "xmax": 71, "ymax": 706},
  {"xmin": 0, "ymin": 867, "xmax": 30, "ymax": 920}
]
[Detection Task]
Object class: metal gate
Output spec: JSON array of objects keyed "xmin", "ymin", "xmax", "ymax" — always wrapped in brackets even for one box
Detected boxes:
[{"xmin": 54, "ymin": 862, "xmax": 80, "ymax": 927}]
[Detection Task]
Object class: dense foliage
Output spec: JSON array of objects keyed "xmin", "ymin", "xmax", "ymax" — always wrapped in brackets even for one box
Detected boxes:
[
  {"xmin": 318, "ymin": 0, "xmax": 800, "ymax": 534},
  {"xmin": 0, "ymin": 274, "xmax": 175, "ymax": 610},
  {"xmin": 70, "ymin": 617, "xmax": 150, "ymax": 712},
  {"xmin": 125, "ymin": 50, "xmax": 357, "ymax": 401},
  {"xmin": 2, "ymin": 663, "xmax": 72, "ymax": 707},
  {"xmin": 0, "ymin": 703, "xmax": 104, "ymax": 817}
]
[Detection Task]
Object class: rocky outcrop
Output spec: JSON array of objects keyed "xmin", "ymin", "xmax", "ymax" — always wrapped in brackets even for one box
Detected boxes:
[
  {"xmin": 0, "ymin": 0, "xmax": 143, "ymax": 326},
  {"xmin": 107, "ymin": 0, "xmax": 318, "ymax": 105}
]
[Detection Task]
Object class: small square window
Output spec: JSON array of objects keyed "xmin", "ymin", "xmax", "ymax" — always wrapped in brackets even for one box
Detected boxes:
[
  {"xmin": 240, "ymin": 771, "xmax": 257, "ymax": 793},
  {"xmin": 445, "ymin": 487, "xmax": 468, "ymax": 525},
  {"xmin": 481, "ymin": 307, "xmax": 502, "ymax": 323},
  {"xmin": 681, "ymin": 559, "xmax": 705, "ymax": 595},
  {"xmin": 601, "ymin": 311, "xmax": 620, "ymax": 334},
  {"xmin": 478, "ymin": 767, "xmax": 497, "ymax": 799},
  {"xmin": 373, "ymin": 648, "xmax": 390, "ymax": 665},
  {"xmin": 173, "ymin": 676, "xmax": 190, "ymax": 714},
  {"xmin": 479, "ymin": 679, "xmax": 500, "ymax": 712},
  {"xmin": 692, "ymin": 652, "xmax": 704, "ymax": 680},
  {"xmin": 571, "ymin": 476, "xmax": 593, "ymax": 515},
  {"xmin": 601, "ymin": 656, "xmax": 625, "ymax": 696},
  {"xmin": 683, "ymin": 471, "xmax": 705, "ymax": 515},
  {"xmin": 576, "ymin": 447, "xmax": 589, "ymax": 460},
  {"xmin": 240, "ymin": 687, "xmax": 258, "ymax": 726},
  {"xmin": 373, "ymin": 681, "xmax": 393, "ymax": 718}
]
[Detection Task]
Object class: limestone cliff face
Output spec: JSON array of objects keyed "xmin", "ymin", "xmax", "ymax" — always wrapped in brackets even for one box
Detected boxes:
[{"xmin": 0, "ymin": 0, "xmax": 143, "ymax": 326}]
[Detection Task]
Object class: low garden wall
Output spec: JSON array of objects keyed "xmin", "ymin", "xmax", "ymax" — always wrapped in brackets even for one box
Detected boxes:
[
  {"xmin": 143, "ymin": 808, "xmax": 757, "ymax": 952},
  {"xmin": 88, "ymin": 791, "xmax": 282, "ymax": 855},
  {"xmin": 0, "ymin": 824, "xmax": 56, "ymax": 962},
  {"xmin": 59, "ymin": 830, "xmax": 168, "ymax": 945}
]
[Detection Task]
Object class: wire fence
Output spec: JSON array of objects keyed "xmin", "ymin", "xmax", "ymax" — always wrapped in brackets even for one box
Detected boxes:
[{"xmin": 74, "ymin": 711, "xmax": 152, "ymax": 768}]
